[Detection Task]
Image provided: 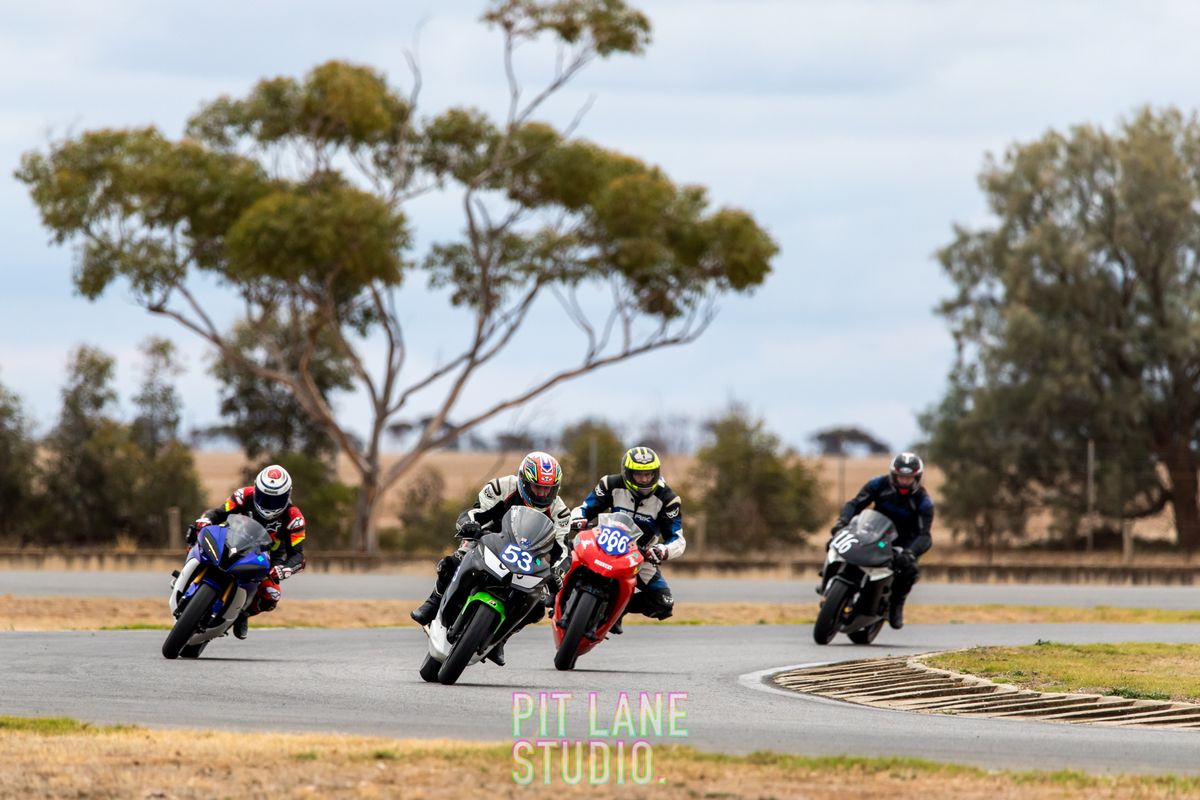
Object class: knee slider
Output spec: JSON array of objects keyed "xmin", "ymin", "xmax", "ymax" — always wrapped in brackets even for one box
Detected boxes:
[{"xmin": 650, "ymin": 591, "xmax": 673, "ymax": 619}]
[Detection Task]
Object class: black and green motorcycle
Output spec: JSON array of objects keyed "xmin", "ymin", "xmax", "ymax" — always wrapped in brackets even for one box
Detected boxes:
[{"xmin": 419, "ymin": 506, "xmax": 557, "ymax": 685}]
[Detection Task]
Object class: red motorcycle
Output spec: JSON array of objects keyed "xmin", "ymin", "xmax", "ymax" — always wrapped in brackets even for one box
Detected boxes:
[{"xmin": 552, "ymin": 512, "xmax": 644, "ymax": 670}]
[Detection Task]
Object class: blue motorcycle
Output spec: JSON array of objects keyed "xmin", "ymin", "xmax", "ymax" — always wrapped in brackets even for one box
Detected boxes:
[{"xmin": 163, "ymin": 516, "xmax": 273, "ymax": 659}]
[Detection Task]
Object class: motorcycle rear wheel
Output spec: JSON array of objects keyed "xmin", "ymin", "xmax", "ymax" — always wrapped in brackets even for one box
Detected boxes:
[
  {"xmin": 419, "ymin": 653, "xmax": 442, "ymax": 683},
  {"xmin": 848, "ymin": 619, "xmax": 884, "ymax": 645},
  {"xmin": 179, "ymin": 642, "xmax": 208, "ymax": 659}
]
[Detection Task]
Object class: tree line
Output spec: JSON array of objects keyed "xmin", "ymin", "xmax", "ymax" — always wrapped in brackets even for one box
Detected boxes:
[
  {"xmin": 0, "ymin": 350, "xmax": 830, "ymax": 553},
  {"xmin": 922, "ymin": 107, "xmax": 1200, "ymax": 552}
]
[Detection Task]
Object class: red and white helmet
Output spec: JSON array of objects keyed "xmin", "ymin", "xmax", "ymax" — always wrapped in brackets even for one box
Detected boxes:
[{"xmin": 253, "ymin": 464, "xmax": 292, "ymax": 519}]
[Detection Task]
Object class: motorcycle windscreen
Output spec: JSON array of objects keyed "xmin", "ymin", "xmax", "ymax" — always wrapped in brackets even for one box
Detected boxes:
[
  {"xmin": 596, "ymin": 512, "xmax": 641, "ymax": 544},
  {"xmin": 840, "ymin": 509, "xmax": 898, "ymax": 567},
  {"xmin": 850, "ymin": 509, "xmax": 898, "ymax": 546},
  {"xmin": 501, "ymin": 506, "xmax": 556, "ymax": 555},
  {"xmin": 224, "ymin": 515, "xmax": 272, "ymax": 554}
]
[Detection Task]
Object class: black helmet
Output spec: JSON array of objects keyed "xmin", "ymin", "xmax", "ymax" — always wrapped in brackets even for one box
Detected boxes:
[{"xmin": 889, "ymin": 452, "xmax": 924, "ymax": 496}]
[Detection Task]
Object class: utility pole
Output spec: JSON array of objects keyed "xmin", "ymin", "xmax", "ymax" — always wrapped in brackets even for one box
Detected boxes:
[
  {"xmin": 838, "ymin": 452, "xmax": 846, "ymax": 502},
  {"xmin": 1086, "ymin": 439, "xmax": 1095, "ymax": 552},
  {"xmin": 167, "ymin": 506, "xmax": 181, "ymax": 550}
]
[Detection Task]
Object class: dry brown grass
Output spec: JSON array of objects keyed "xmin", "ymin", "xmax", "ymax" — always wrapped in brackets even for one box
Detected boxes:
[
  {"xmin": 2, "ymin": 720, "xmax": 1199, "ymax": 800},
  {"xmin": 195, "ymin": 451, "xmax": 1181, "ymax": 545},
  {"xmin": 4, "ymin": 595, "xmax": 1199, "ymax": 632}
]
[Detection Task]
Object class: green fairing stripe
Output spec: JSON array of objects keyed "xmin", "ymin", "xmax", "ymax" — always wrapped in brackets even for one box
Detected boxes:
[{"xmin": 463, "ymin": 590, "xmax": 507, "ymax": 626}]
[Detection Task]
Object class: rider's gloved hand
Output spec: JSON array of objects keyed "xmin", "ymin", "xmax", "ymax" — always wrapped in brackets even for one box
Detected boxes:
[
  {"xmin": 829, "ymin": 521, "xmax": 845, "ymax": 537},
  {"xmin": 186, "ymin": 517, "xmax": 211, "ymax": 546},
  {"xmin": 643, "ymin": 544, "xmax": 669, "ymax": 564},
  {"xmin": 569, "ymin": 517, "xmax": 589, "ymax": 533},
  {"xmin": 457, "ymin": 520, "xmax": 483, "ymax": 540},
  {"xmin": 269, "ymin": 565, "xmax": 293, "ymax": 582},
  {"xmin": 893, "ymin": 548, "xmax": 916, "ymax": 572}
]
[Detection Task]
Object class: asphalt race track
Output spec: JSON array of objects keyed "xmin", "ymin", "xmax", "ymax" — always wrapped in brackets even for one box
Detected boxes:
[
  {"xmin": 2, "ymin": 573, "xmax": 1200, "ymax": 774},
  {"xmin": 6, "ymin": 570, "xmax": 1200, "ymax": 608}
]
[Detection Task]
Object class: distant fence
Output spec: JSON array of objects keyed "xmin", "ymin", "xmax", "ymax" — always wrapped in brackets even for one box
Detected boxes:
[{"xmin": 1, "ymin": 548, "xmax": 1198, "ymax": 585}]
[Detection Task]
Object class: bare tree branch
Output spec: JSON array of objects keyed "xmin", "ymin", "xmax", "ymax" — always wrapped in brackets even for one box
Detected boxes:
[{"xmin": 378, "ymin": 314, "xmax": 714, "ymax": 490}]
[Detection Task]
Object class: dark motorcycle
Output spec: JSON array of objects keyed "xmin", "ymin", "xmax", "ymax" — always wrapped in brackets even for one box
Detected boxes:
[
  {"xmin": 418, "ymin": 506, "xmax": 557, "ymax": 685},
  {"xmin": 813, "ymin": 509, "xmax": 898, "ymax": 645}
]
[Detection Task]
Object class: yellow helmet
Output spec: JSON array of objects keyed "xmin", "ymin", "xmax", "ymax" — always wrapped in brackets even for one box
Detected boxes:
[{"xmin": 622, "ymin": 446, "xmax": 661, "ymax": 497}]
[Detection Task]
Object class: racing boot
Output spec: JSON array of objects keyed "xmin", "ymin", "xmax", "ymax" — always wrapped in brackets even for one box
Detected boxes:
[
  {"xmin": 233, "ymin": 612, "xmax": 249, "ymax": 639},
  {"xmin": 484, "ymin": 641, "xmax": 506, "ymax": 667},
  {"xmin": 410, "ymin": 591, "xmax": 441, "ymax": 626},
  {"xmin": 609, "ymin": 613, "xmax": 625, "ymax": 636},
  {"xmin": 888, "ymin": 599, "xmax": 906, "ymax": 630}
]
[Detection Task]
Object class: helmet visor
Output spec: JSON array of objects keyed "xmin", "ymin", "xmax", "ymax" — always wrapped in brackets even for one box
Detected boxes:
[
  {"xmin": 630, "ymin": 469, "xmax": 658, "ymax": 487},
  {"xmin": 526, "ymin": 481, "xmax": 556, "ymax": 500},
  {"xmin": 254, "ymin": 490, "xmax": 289, "ymax": 517}
]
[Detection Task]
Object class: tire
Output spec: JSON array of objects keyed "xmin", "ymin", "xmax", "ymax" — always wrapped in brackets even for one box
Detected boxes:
[
  {"xmin": 554, "ymin": 591, "xmax": 600, "ymax": 671},
  {"xmin": 438, "ymin": 604, "xmax": 498, "ymax": 685},
  {"xmin": 812, "ymin": 580, "xmax": 851, "ymax": 645},
  {"xmin": 419, "ymin": 653, "xmax": 442, "ymax": 683},
  {"xmin": 163, "ymin": 583, "xmax": 217, "ymax": 660},
  {"xmin": 848, "ymin": 619, "xmax": 884, "ymax": 645},
  {"xmin": 179, "ymin": 642, "xmax": 208, "ymax": 659}
]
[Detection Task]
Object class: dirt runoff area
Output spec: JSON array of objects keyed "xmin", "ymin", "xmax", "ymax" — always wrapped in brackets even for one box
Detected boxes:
[
  {"xmin": 3, "ymin": 717, "xmax": 1199, "ymax": 800},
  {"xmin": 2, "ymin": 595, "xmax": 1200, "ymax": 632}
]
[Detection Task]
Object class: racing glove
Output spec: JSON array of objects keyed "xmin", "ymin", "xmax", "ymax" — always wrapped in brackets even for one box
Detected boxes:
[
  {"xmin": 644, "ymin": 544, "xmax": 669, "ymax": 564},
  {"xmin": 269, "ymin": 565, "xmax": 293, "ymax": 582},
  {"xmin": 893, "ymin": 548, "xmax": 916, "ymax": 572},
  {"xmin": 569, "ymin": 517, "xmax": 589, "ymax": 533},
  {"xmin": 457, "ymin": 520, "xmax": 483, "ymax": 540},
  {"xmin": 186, "ymin": 517, "xmax": 212, "ymax": 546}
]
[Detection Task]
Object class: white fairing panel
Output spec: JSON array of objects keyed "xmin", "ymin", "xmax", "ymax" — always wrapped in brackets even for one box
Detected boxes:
[
  {"xmin": 824, "ymin": 549, "xmax": 893, "ymax": 581},
  {"xmin": 427, "ymin": 619, "xmax": 451, "ymax": 660},
  {"xmin": 169, "ymin": 558, "xmax": 201, "ymax": 614},
  {"xmin": 863, "ymin": 566, "xmax": 895, "ymax": 581}
]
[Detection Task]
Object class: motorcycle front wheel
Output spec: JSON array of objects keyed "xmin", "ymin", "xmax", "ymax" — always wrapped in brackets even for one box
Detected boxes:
[
  {"xmin": 812, "ymin": 580, "xmax": 850, "ymax": 645},
  {"xmin": 438, "ymin": 604, "xmax": 499, "ymax": 685},
  {"xmin": 163, "ymin": 583, "xmax": 217, "ymax": 659},
  {"xmin": 554, "ymin": 591, "xmax": 599, "ymax": 671}
]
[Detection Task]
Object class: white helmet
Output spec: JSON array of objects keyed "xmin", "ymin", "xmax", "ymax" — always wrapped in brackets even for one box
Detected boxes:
[{"xmin": 253, "ymin": 465, "xmax": 292, "ymax": 519}]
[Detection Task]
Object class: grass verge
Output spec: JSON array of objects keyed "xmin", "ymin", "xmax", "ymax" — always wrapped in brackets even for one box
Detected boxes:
[
  {"xmin": 4, "ymin": 595, "xmax": 1200, "ymax": 631},
  {"xmin": 2, "ymin": 715, "xmax": 1200, "ymax": 799},
  {"xmin": 925, "ymin": 642, "xmax": 1200, "ymax": 702}
]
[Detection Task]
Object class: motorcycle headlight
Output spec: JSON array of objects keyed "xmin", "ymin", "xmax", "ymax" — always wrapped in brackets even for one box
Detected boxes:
[
  {"xmin": 201, "ymin": 530, "xmax": 222, "ymax": 563},
  {"xmin": 481, "ymin": 546, "xmax": 510, "ymax": 578}
]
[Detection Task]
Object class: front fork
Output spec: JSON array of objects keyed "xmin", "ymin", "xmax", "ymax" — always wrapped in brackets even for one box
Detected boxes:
[{"xmin": 174, "ymin": 565, "xmax": 237, "ymax": 623}]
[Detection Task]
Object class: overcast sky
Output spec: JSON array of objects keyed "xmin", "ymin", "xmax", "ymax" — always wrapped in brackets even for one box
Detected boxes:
[{"xmin": 4, "ymin": 0, "xmax": 1200, "ymax": 455}]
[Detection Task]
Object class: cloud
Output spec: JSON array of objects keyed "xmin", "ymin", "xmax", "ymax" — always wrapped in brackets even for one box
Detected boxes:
[{"xmin": 6, "ymin": 0, "xmax": 1200, "ymax": 451}]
